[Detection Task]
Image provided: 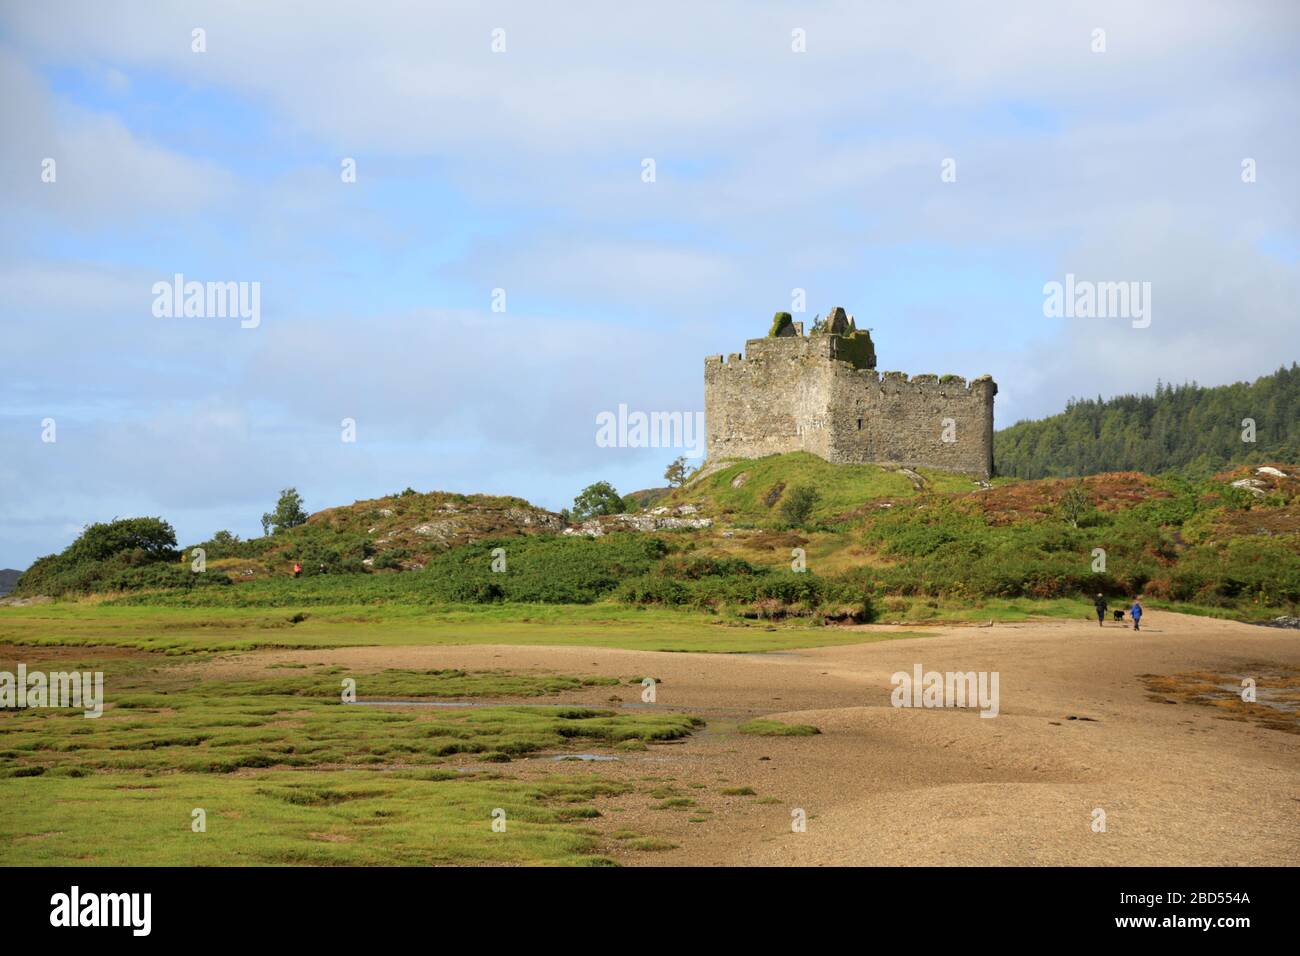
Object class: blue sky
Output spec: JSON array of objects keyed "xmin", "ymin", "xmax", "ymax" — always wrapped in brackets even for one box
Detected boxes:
[{"xmin": 2, "ymin": 1, "xmax": 1298, "ymax": 569}]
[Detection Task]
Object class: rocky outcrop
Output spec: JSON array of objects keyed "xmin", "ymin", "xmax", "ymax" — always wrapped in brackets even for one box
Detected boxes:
[
  {"xmin": 1230, "ymin": 478, "xmax": 1269, "ymax": 498},
  {"xmin": 309, "ymin": 491, "xmax": 566, "ymax": 555},
  {"xmin": 1227, "ymin": 465, "xmax": 1296, "ymax": 500},
  {"xmin": 564, "ymin": 505, "xmax": 712, "ymax": 537}
]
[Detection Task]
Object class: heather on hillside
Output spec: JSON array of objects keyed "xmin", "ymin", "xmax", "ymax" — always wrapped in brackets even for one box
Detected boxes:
[{"xmin": 31, "ymin": 461, "xmax": 1293, "ymax": 622}]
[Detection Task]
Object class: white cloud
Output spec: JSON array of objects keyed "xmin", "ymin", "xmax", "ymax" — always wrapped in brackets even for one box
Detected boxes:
[
  {"xmin": 0, "ymin": 50, "xmax": 235, "ymax": 228},
  {"xmin": 1, "ymin": 0, "xmax": 1297, "ymax": 566}
]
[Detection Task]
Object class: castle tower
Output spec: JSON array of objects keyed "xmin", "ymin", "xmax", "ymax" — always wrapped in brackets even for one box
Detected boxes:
[{"xmin": 704, "ymin": 308, "xmax": 996, "ymax": 478}]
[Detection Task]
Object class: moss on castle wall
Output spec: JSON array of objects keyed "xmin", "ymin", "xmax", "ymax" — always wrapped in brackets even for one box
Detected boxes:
[
  {"xmin": 836, "ymin": 330, "xmax": 876, "ymax": 369},
  {"xmin": 768, "ymin": 312, "xmax": 794, "ymax": 337}
]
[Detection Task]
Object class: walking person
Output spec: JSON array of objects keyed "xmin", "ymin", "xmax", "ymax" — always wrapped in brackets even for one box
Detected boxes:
[
  {"xmin": 1130, "ymin": 597, "xmax": 1143, "ymax": 632},
  {"xmin": 1094, "ymin": 592, "xmax": 1108, "ymax": 627}
]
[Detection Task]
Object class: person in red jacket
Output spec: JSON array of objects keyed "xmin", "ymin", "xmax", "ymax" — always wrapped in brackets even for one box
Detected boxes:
[{"xmin": 292, "ymin": 562, "xmax": 302, "ymax": 579}]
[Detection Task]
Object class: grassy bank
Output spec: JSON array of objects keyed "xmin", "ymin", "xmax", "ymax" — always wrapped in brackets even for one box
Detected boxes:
[
  {"xmin": 668, "ymin": 452, "xmax": 990, "ymax": 522},
  {"xmin": 0, "ymin": 602, "xmax": 929, "ymax": 655}
]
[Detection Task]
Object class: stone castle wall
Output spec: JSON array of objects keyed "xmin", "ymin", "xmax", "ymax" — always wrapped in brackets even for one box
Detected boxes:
[{"xmin": 704, "ymin": 333, "xmax": 996, "ymax": 478}]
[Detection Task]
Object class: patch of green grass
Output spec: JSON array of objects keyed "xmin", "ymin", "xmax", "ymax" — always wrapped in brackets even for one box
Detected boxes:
[
  {"xmin": 0, "ymin": 655, "xmax": 703, "ymax": 779},
  {"xmin": 867, "ymin": 596, "xmax": 1295, "ymax": 624},
  {"xmin": 872, "ymin": 597, "xmax": 1095, "ymax": 623},
  {"xmin": 0, "ymin": 652, "xmax": 706, "ymax": 866},
  {"xmin": 737, "ymin": 719, "xmax": 821, "ymax": 737},
  {"xmin": 671, "ymin": 452, "xmax": 984, "ymax": 523},
  {"xmin": 652, "ymin": 797, "xmax": 696, "ymax": 810},
  {"xmin": 0, "ymin": 603, "xmax": 923, "ymax": 655},
  {"xmin": 0, "ymin": 699, "xmax": 703, "ymax": 777},
  {"xmin": 0, "ymin": 771, "xmax": 634, "ymax": 866},
  {"xmin": 224, "ymin": 668, "xmax": 619, "ymax": 700},
  {"xmin": 720, "ymin": 786, "xmax": 757, "ymax": 796}
]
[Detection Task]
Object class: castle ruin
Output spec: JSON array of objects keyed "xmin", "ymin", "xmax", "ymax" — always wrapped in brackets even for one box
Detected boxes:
[{"xmin": 704, "ymin": 308, "xmax": 997, "ymax": 478}]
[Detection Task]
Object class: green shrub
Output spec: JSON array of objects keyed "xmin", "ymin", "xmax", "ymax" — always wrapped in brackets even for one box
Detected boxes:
[
  {"xmin": 768, "ymin": 311, "xmax": 794, "ymax": 336},
  {"xmin": 261, "ymin": 488, "xmax": 309, "ymax": 536},
  {"xmin": 571, "ymin": 482, "xmax": 626, "ymax": 521},
  {"xmin": 278, "ymin": 525, "xmax": 371, "ymax": 575},
  {"xmin": 372, "ymin": 548, "xmax": 411, "ymax": 570},
  {"xmin": 65, "ymin": 517, "xmax": 178, "ymax": 564},
  {"xmin": 617, "ymin": 575, "xmax": 690, "ymax": 606},
  {"xmin": 778, "ymin": 486, "xmax": 820, "ymax": 528},
  {"xmin": 15, "ymin": 517, "xmax": 192, "ymax": 596},
  {"xmin": 195, "ymin": 531, "xmax": 274, "ymax": 560}
]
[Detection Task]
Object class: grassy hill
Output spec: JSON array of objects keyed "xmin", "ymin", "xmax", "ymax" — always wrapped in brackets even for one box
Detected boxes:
[
  {"xmin": 13, "ymin": 454, "xmax": 1298, "ymax": 624},
  {"xmin": 192, "ymin": 490, "xmax": 567, "ymax": 581},
  {"xmin": 664, "ymin": 452, "xmax": 994, "ymax": 525}
]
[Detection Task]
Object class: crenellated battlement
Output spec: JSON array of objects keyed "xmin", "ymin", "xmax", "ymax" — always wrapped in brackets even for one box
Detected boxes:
[{"xmin": 704, "ymin": 307, "xmax": 997, "ymax": 477}]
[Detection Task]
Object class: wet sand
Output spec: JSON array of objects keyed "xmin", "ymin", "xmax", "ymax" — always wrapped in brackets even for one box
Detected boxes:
[{"xmin": 193, "ymin": 612, "xmax": 1300, "ymax": 865}]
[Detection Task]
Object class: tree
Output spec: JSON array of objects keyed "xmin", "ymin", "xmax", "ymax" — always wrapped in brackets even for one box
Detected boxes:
[
  {"xmin": 262, "ymin": 488, "xmax": 308, "ymax": 536},
  {"xmin": 66, "ymin": 517, "xmax": 178, "ymax": 564},
  {"xmin": 993, "ymin": 364, "xmax": 1300, "ymax": 479},
  {"xmin": 1058, "ymin": 482, "xmax": 1092, "ymax": 528},
  {"xmin": 571, "ymin": 481, "xmax": 626, "ymax": 521},
  {"xmin": 779, "ymin": 485, "xmax": 820, "ymax": 528},
  {"xmin": 663, "ymin": 456, "xmax": 690, "ymax": 489}
]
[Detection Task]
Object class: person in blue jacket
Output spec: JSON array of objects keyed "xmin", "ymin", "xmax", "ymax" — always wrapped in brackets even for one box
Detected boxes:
[{"xmin": 1130, "ymin": 597, "xmax": 1143, "ymax": 632}]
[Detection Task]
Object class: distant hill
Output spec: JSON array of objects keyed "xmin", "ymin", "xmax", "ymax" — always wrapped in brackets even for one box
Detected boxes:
[
  {"xmin": 995, "ymin": 364, "xmax": 1300, "ymax": 479},
  {"xmin": 0, "ymin": 569, "xmax": 22, "ymax": 596}
]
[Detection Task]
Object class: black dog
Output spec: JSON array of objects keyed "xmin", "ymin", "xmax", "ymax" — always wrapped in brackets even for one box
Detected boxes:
[{"xmin": 1112, "ymin": 610, "xmax": 1125, "ymax": 622}]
